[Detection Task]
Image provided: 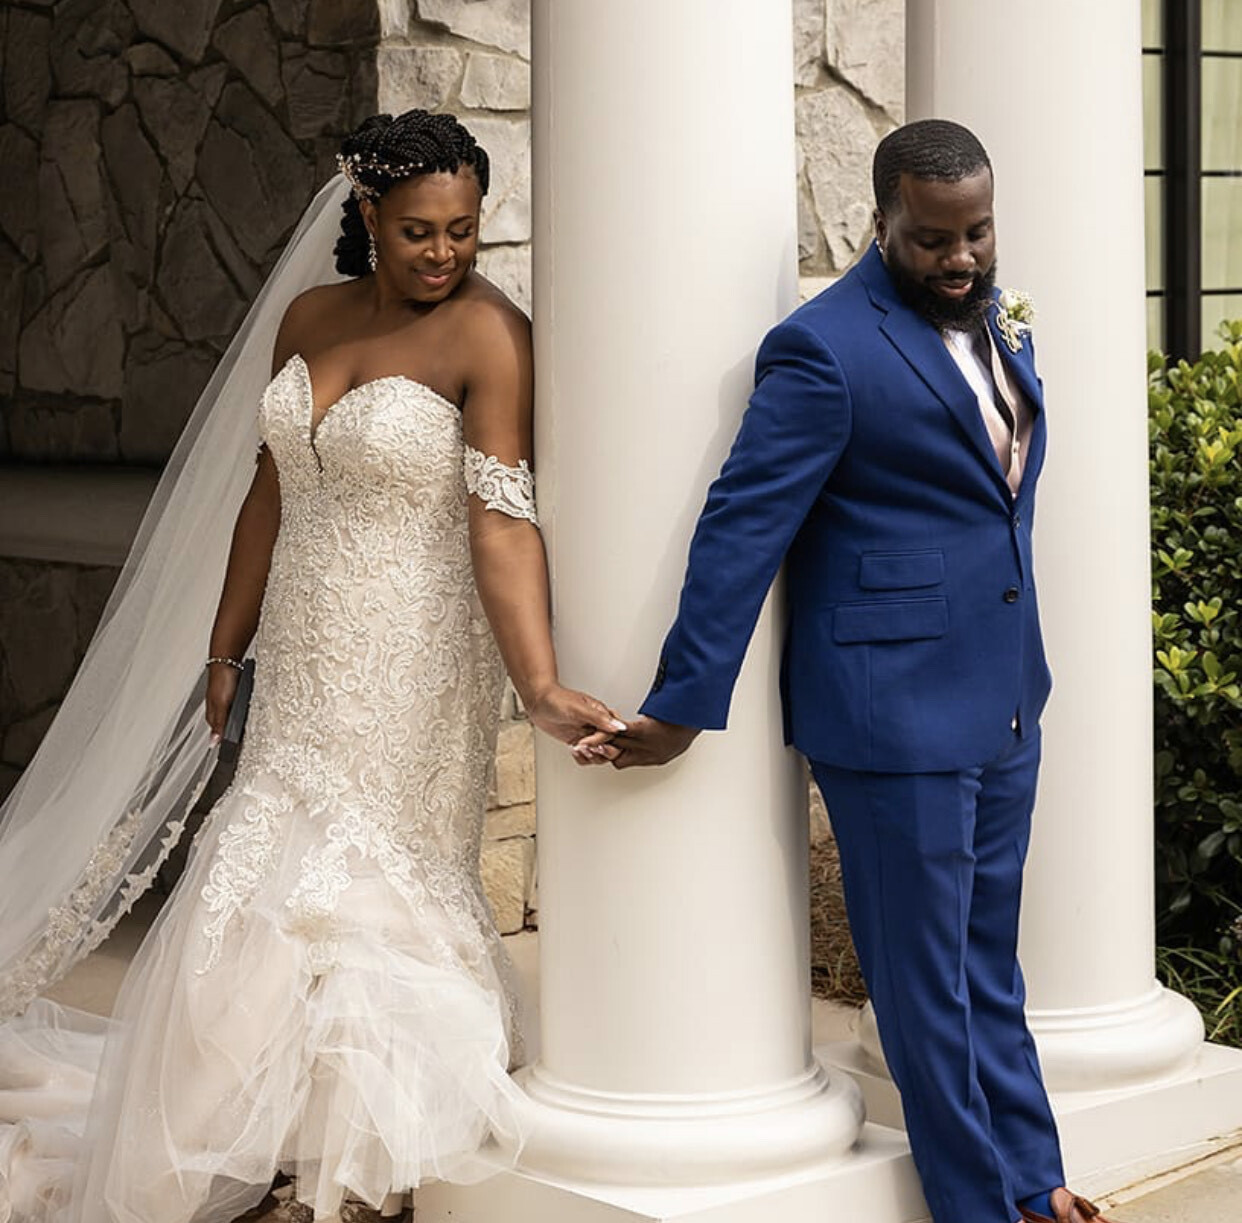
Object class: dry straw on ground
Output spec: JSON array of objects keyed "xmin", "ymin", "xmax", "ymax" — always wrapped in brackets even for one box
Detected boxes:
[{"xmin": 809, "ymin": 823, "xmax": 868, "ymax": 1008}]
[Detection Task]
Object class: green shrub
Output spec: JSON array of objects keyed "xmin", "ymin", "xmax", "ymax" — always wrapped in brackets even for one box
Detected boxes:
[
  {"xmin": 1149, "ymin": 322, "xmax": 1242, "ymax": 953},
  {"xmin": 1157, "ymin": 932, "xmax": 1242, "ymax": 1049}
]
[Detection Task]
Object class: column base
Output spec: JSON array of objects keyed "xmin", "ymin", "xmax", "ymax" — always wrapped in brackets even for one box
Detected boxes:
[
  {"xmin": 416, "ymin": 1121, "xmax": 928, "ymax": 1223},
  {"xmin": 853, "ymin": 982, "xmax": 1205, "ymax": 1096},
  {"xmin": 504, "ymin": 1055, "xmax": 864, "ymax": 1187},
  {"xmin": 1027, "ymin": 983, "xmax": 1204, "ymax": 1091}
]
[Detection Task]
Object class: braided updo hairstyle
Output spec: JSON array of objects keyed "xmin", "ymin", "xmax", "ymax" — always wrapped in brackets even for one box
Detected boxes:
[{"xmin": 334, "ymin": 110, "xmax": 491, "ymax": 277}]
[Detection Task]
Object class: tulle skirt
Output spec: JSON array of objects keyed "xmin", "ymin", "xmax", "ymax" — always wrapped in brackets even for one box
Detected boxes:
[
  {"xmin": 0, "ymin": 1001, "xmax": 105, "ymax": 1223},
  {"xmin": 0, "ymin": 781, "xmax": 526, "ymax": 1223}
]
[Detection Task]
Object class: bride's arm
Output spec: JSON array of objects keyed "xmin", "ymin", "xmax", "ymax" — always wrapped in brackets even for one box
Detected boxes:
[
  {"xmin": 202, "ymin": 293, "xmax": 325, "ymax": 737},
  {"xmin": 204, "ymin": 447, "xmax": 282, "ymax": 740},
  {"xmin": 203, "ymin": 310, "xmax": 302, "ymax": 740},
  {"xmin": 462, "ymin": 302, "xmax": 626, "ymax": 751}
]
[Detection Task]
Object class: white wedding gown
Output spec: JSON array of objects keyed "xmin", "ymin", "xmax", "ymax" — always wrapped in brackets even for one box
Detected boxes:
[{"xmin": 0, "ymin": 354, "xmax": 527, "ymax": 1223}]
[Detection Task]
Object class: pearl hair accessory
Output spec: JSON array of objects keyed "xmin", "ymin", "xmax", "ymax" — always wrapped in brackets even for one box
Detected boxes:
[{"xmin": 336, "ymin": 151, "xmax": 427, "ymax": 200}]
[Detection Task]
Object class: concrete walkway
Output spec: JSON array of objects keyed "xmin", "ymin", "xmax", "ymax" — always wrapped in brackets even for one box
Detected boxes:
[
  {"xmin": 1105, "ymin": 1147, "xmax": 1242, "ymax": 1222},
  {"xmin": 41, "ymin": 904, "xmax": 1242, "ymax": 1223}
]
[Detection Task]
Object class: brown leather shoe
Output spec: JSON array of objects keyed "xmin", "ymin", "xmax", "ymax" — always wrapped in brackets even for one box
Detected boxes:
[{"xmin": 1018, "ymin": 1187, "xmax": 1121, "ymax": 1223}]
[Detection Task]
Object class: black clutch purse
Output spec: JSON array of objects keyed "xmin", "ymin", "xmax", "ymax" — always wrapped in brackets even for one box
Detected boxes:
[{"xmin": 221, "ymin": 658, "xmax": 256, "ymax": 746}]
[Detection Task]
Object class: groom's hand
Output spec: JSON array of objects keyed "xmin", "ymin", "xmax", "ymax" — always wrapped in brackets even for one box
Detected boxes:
[{"xmin": 607, "ymin": 716, "xmax": 699, "ymax": 769}]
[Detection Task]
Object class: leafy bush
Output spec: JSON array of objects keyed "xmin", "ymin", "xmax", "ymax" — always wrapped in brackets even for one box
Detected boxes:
[{"xmin": 1149, "ymin": 323, "xmax": 1242, "ymax": 953}]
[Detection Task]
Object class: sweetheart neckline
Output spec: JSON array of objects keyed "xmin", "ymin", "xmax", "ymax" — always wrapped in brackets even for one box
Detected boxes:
[{"xmin": 285, "ymin": 353, "xmax": 460, "ymax": 445}]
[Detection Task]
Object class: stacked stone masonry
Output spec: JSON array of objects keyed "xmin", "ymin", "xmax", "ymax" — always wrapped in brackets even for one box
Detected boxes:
[
  {"xmin": 482, "ymin": 711, "xmax": 538, "ymax": 933},
  {"xmin": 375, "ymin": 0, "xmax": 532, "ymax": 311},
  {"xmin": 0, "ymin": 0, "xmax": 902, "ymax": 455},
  {"xmin": 0, "ymin": 556, "xmax": 119, "ymax": 798},
  {"xmin": 0, "ymin": 0, "xmax": 379, "ymax": 465},
  {"xmin": 0, "ymin": 0, "xmax": 901, "ymax": 939}
]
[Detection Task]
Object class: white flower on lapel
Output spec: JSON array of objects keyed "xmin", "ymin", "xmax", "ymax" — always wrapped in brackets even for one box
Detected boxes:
[{"xmin": 994, "ymin": 288, "xmax": 1035, "ymax": 353}]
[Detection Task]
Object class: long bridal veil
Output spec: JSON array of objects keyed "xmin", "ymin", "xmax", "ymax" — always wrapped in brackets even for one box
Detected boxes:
[{"xmin": 0, "ymin": 176, "xmax": 348, "ymax": 1020}]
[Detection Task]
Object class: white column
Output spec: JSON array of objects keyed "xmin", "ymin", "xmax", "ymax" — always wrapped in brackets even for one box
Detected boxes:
[
  {"xmin": 903, "ymin": 0, "xmax": 1204, "ymax": 1091},
  {"xmin": 512, "ymin": 0, "xmax": 862, "ymax": 1187}
]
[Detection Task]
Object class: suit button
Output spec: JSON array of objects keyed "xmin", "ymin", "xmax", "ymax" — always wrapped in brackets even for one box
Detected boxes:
[
  {"xmin": 1012, "ymin": 512, "xmax": 1022, "ymax": 528},
  {"xmin": 1003, "ymin": 587, "xmax": 1020, "ymax": 603}
]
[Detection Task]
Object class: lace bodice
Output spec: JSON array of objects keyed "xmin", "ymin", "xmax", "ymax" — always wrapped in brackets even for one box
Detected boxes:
[{"xmin": 198, "ymin": 355, "xmax": 509, "ymax": 990}]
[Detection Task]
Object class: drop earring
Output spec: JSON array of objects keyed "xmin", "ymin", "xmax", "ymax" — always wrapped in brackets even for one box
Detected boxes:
[{"xmin": 368, "ymin": 234, "xmax": 377, "ymax": 272}]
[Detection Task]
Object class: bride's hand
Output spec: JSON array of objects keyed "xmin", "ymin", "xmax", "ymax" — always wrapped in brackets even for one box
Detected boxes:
[
  {"xmin": 204, "ymin": 663, "xmax": 241, "ymax": 744},
  {"xmin": 526, "ymin": 684, "xmax": 627, "ymax": 763}
]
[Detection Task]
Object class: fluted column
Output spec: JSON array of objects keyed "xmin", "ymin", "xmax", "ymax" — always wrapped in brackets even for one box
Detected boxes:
[
  {"xmin": 897, "ymin": 0, "xmax": 1205, "ymax": 1092},
  {"xmin": 509, "ymin": 0, "xmax": 863, "ymax": 1186}
]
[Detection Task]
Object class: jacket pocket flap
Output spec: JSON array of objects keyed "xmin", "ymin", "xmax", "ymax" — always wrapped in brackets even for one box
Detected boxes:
[
  {"xmin": 858, "ymin": 549, "xmax": 944, "ymax": 590},
  {"xmin": 833, "ymin": 598, "xmax": 948, "ymax": 644}
]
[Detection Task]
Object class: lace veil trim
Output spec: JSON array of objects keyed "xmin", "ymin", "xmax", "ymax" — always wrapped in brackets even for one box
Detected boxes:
[{"xmin": 0, "ymin": 766, "xmax": 211, "ymax": 1018}]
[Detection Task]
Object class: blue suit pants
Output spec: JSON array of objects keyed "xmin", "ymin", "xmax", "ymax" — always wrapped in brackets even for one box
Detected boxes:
[{"xmin": 811, "ymin": 730, "xmax": 1064, "ymax": 1223}]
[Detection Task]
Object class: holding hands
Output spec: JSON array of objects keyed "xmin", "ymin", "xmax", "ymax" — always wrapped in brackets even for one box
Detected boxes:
[
  {"xmin": 526, "ymin": 683, "xmax": 628, "ymax": 757},
  {"xmin": 571, "ymin": 714, "xmax": 699, "ymax": 770}
]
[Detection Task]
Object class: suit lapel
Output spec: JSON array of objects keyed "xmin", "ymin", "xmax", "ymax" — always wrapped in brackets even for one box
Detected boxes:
[
  {"xmin": 986, "ymin": 303, "xmax": 1047, "ymax": 499},
  {"xmin": 987, "ymin": 308, "xmax": 1044, "ymax": 415},
  {"xmin": 858, "ymin": 246, "xmax": 1011, "ymax": 496}
]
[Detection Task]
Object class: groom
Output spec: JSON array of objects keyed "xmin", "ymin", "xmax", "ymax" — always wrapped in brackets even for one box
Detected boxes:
[{"xmin": 597, "ymin": 121, "xmax": 1117, "ymax": 1223}]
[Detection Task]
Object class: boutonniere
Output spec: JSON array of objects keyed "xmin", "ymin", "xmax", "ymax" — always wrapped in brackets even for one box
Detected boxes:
[{"xmin": 994, "ymin": 288, "xmax": 1035, "ymax": 353}]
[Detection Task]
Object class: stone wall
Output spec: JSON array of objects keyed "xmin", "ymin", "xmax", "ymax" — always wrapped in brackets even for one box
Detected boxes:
[
  {"xmin": 375, "ymin": 0, "xmax": 531, "ymax": 310},
  {"xmin": 796, "ymin": 0, "xmax": 904, "ymax": 274},
  {"xmin": 482, "ymin": 709, "xmax": 537, "ymax": 933},
  {"xmin": 0, "ymin": 0, "xmax": 379, "ymax": 465},
  {"xmin": 0, "ymin": 557, "xmax": 118, "ymax": 798}
]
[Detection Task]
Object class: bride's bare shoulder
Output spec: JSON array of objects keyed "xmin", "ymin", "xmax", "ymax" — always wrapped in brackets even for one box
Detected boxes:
[
  {"xmin": 271, "ymin": 281, "xmax": 365, "ymax": 373},
  {"xmin": 452, "ymin": 274, "xmax": 531, "ymax": 352}
]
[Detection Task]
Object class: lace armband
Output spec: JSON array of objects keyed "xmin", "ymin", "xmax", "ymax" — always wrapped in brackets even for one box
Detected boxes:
[{"xmin": 464, "ymin": 445, "xmax": 539, "ymax": 526}]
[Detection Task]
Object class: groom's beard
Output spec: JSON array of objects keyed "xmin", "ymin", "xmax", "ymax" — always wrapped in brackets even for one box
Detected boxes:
[{"xmin": 884, "ymin": 249, "xmax": 997, "ymax": 334}]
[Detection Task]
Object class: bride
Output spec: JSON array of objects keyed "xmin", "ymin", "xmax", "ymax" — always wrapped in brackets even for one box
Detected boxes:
[{"xmin": 0, "ymin": 110, "xmax": 624, "ymax": 1223}]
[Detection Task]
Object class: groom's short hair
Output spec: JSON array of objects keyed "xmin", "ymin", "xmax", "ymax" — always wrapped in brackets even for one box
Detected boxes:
[{"xmin": 873, "ymin": 120, "xmax": 992, "ymax": 215}]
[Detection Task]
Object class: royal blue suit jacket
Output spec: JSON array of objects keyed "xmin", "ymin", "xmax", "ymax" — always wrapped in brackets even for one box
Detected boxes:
[{"xmin": 640, "ymin": 244, "xmax": 1052, "ymax": 773}]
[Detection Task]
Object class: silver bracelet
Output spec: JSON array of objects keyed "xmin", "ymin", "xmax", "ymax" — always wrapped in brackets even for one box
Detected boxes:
[{"xmin": 206, "ymin": 656, "xmax": 245, "ymax": 671}]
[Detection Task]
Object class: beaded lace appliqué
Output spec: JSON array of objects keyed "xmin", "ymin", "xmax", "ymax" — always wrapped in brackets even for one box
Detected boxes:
[
  {"xmin": 463, "ymin": 447, "xmax": 538, "ymax": 525},
  {"xmin": 191, "ymin": 358, "xmax": 523, "ymax": 1054}
]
